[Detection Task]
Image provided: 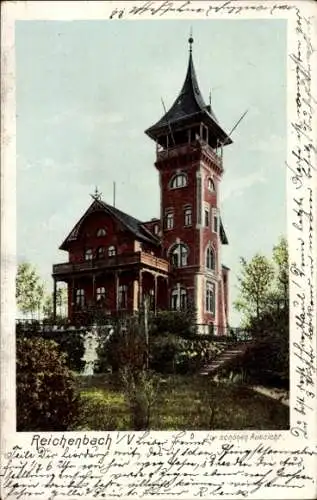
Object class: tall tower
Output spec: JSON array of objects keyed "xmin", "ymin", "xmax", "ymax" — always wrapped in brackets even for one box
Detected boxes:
[{"xmin": 145, "ymin": 36, "xmax": 232, "ymax": 333}]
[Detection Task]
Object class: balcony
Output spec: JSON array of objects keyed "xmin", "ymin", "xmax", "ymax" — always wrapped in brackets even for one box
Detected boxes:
[
  {"xmin": 52, "ymin": 251, "xmax": 170, "ymax": 278},
  {"xmin": 156, "ymin": 139, "xmax": 222, "ymax": 168}
]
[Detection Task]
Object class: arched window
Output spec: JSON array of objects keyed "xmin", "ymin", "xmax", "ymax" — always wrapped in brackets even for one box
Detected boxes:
[
  {"xmin": 170, "ymin": 243, "xmax": 188, "ymax": 267},
  {"xmin": 97, "ymin": 246, "xmax": 106, "ymax": 259},
  {"xmin": 96, "ymin": 286, "xmax": 106, "ymax": 301},
  {"xmin": 205, "ymin": 282, "xmax": 215, "ymax": 314},
  {"xmin": 170, "ymin": 173, "xmax": 187, "ymax": 189},
  {"xmin": 206, "ymin": 246, "xmax": 215, "ymax": 270},
  {"xmin": 171, "ymin": 287, "xmax": 187, "ymax": 311},
  {"xmin": 184, "ymin": 206, "xmax": 192, "ymax": 226},
  {"xmin": 96, "ymin": 228, "xmax": 106, "ymax": 237},
  {"xmin": 208, "ymin": 178, "xmax": 215, "ymax": 192},
  {"xmin": 75, "ymin": 289, "xmax": 85, "ymax": 307},
  {"xmin": 85, "ymin": 249, "xmax": 93, "ymax": 261},
  {"xmin": 108, "ymin": 245, "xmax": 116, "ymax": 257}
]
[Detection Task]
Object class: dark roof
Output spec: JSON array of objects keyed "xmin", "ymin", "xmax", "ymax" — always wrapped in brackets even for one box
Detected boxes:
[
  {"xmin": 60, "ymin": 199, "xmax": 160, "ymax": 250},
  {"xmin": 145, "ymin": 45, "xmax": 232, "ymax": 146},
  {"xmin": 220, "ymin": 218, "xmax": 229, "ymax": 245}
]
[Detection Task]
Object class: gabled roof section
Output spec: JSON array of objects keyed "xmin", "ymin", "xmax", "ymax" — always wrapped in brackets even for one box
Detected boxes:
[
  {"xmin": 59, "ymin": 199, "xmax": 160, "ymax": 250},
  {"xmin": 145, "ymin": 37, "xmax": 232, "ymax": 146}
]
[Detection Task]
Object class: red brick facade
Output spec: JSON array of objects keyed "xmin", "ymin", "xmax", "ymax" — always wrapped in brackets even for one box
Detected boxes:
[{"xmin": 52, "ymin": 38, "xmax": 232, "ymax": 333}]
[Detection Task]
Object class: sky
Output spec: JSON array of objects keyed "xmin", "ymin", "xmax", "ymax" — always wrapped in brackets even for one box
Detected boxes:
[{"xmin": 16, "ymin": 19, "xmax": 287, "ymax": 326}]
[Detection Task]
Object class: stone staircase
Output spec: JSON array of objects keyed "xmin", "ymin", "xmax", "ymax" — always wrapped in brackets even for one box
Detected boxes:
[{"xmin": 199, "ymin": 341, "xmax": 252, "ymax": 376}]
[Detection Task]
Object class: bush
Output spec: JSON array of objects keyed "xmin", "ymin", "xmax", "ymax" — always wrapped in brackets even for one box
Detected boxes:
[
  {"xmin": 16, "ymin": 324, "xmax": 85, "ymax": 372},
  {"xmin": 97, "ymin": 317, "xmax": 147, "ymax": 373},
  {"xmin": 150, "ymin": 305, "xmax": 196, "ymax": 338},
  {"xmin": 16, "ymin": 337, "xmax": 79, "ymax": 431}
]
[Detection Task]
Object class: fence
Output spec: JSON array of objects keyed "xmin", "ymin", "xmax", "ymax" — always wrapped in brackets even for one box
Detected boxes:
[{"xmin": 16, "ymin": 319, "xmax": 252, "ymax": 342}]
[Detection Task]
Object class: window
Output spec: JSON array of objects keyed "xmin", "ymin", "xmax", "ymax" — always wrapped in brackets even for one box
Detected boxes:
[
  {"xmin": 153, "ymin": 224, "xmax": 159, "ymax": 235},
  {"xmin": 166, "ymin": 212, "xmax": 174, "ymax": 230},
  {"xmin": 96, "ymin": 286, "xmax": 106, "ymax": 301},
  {"xmin": 206, "ymin": 282, "xmax": 215, "ymax": 314},
  {"xmin": 75, "ymin": 289, "xmax": 85, "ymax": 307},
  {"xmin": 97, "ymin": 246, "xmax": 105, "ymax": 259},
  {"xmin": 171, "ymin": 287, "xmax": 187, "ymax": 311},
  {"xmin": 184, "ymin": 207, "xmax": 192, "ymax": 226},
  {"xmin": 170, "ymin": 173, "xmax": 187, "ymax": 189},
  {"xmin": 206, "ymin": 246, "xmax": 215, "ymax": 270},
  {"xmin": 118, "ymin": 285, "xmax": 128, "ymax": 309},
  {"xmin": 85, "ymin": 249, "xmax": 93, "ymax": 261},
  {"xmin": 170, "ymin": 243, "xmax": 188, "ymax": 267},
  {"xmin": 213, "ymin": 211, "xmax": 219, "ymax": 233},
  {"xmin": 208, "ymin": 178, "xmax": 215, "ymax": 192},
  {"xmin": 204, "ymin": 208, "xmax": 210, "ymax": 227},
  {"xmin": 96, "ymin": 228, "xmax": 106, "ymax": 237},
  {"xmin": 108, "ymin": 245, "xmax": 116, "ymax": 257}
]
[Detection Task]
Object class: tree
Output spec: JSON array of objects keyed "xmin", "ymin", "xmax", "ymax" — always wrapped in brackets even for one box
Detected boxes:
[
  {"xmin": 43, "ymin": 287, "xmax": 68, "ymax": 319},
  {"xmin": 234, "ymin": 254, "xmax": 274, "ymax": 325},
  {"xmin": 16, "ymin": 262, "xmax": 45, "ymax": 318},
  {"xmin": 272, "ymin": 236, "xmax": 289, "ymax": 306}
]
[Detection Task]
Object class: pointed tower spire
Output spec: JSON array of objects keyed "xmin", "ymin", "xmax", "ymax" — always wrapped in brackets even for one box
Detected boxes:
[
  {"xmin": 188, "ymin": 27, "xmax": 193, "ymax": 53},
  {"xmin": 145, "ymin": 35, "xmax": 232, "ymax": 148}
]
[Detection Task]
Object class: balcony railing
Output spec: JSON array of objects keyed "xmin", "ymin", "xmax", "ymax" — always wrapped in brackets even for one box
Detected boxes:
[
  {"xmin": 52, "ymin": 251, "xmax": 169, "ymax": 277},
  {"xmin": 156, "ymin": 139, "xmax": 222, "ymax": 168}
]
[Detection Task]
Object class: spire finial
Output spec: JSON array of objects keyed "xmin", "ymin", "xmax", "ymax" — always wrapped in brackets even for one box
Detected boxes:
[
  {"xmin": 90, "ymin": 186, "xmax": 102, "ymax": 201},
  {"xmin": 188, "ymin": 27, "xmax": 193, "ymax": 53}
]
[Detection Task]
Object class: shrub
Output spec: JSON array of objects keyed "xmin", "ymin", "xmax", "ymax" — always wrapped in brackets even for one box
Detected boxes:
[
  {"xmin": 120, "ymin": 367, "xmax": 161, "ymax": 430},
  {"xmin": 150, "ymin": 304, "xmax": 196, "ymax": 338},
  {"xmin": 97, "ymin": 317, "xmax": 147, "ymax": 373},
  {"xmin": 16, "ymin": 325, "xmax": 85, "ymax": 372},
  {"xmin": 16, "ymin": 337, "xmax": 79, "ymax": 431}
]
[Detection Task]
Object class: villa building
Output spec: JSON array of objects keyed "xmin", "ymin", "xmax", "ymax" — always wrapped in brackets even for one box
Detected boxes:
[{"xmin": 52, "ymin": 36, "xmax": 233, "ymax": 333}]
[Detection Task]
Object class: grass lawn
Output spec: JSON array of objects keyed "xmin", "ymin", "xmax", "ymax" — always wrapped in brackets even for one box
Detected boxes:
[{"xmin": 73, "ymin": 373, "xmax": 289, "ymax": 431}]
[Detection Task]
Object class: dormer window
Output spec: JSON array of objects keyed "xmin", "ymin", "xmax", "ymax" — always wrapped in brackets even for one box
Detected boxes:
[
  {"xmin": 85, "ymin": 249, "xmax": 93, "ymax": 261},
  {"xmin": 96, "ymin": 228, "xmax": 106, "ymax": 237},
  {"xmin": 208, "ymin": 178, "xmax": 215, "ymax": 192},
  {"xmin": 108, "ymin": 245, "xmax": 116, "ymax": 257},
  {"xmin": 153, "ymin": 224, "xmax": 159, "ymax": 235},
  {"xmin": 170, "ymin": 173, "xmax": 187, "ymax": 189}
]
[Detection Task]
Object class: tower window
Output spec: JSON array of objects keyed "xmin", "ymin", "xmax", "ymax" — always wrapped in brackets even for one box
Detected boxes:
[
  {"xmin": 96, "ymin": 286, "xmax": 106, "ymax": 301},
  {"xmin": 170, "ymin": 173, "xmax": 187, "ymax": 189},
  {"xmin": 171, "ymin": 287, "xmax": 187, "ymax": 311},
  {"xmin": 97, "ymin": 246, "xmax": 106, "ymax": 259},
  {"xmin": 213, "ymin": 210, "xmax": 219, "ymax": 233},
  {"xmin": 108, "ymin": 245, "xmax": 116, "ymax": 257},
  {"xmin": 170, "ymin": 243, "xmax": 188, "ymax": 267},
  {"xmin": 184, "ymin": 206, "xmax": 192, "ymax": 226},
  {"xmin": 96, "ymin": 228, "xmax": 106, "ymax": 237},
  {"xmin": 206, "ymin": 282, "xmax": 215, "ymax": 314},
  {"xmin": 208, "ymin": 178, "xmax": 215, "ymax": 192},
  {"xmin": 165, "ymin": 212, "xmax": 174, "ymax": 230},
  {"xmin": 206, "ymin": 246, "xmax": 215, "ymax": 270},
  {"xmin": 204, "ymin": 208, "xmax": 210, "ymax": 227},
  {"xmin": 75, "ymin": 289, "xmax": 85, "ymax": 307},
  {"xmin": 85, "ymin": 249, "xmax": 93, "ymax": 261}
]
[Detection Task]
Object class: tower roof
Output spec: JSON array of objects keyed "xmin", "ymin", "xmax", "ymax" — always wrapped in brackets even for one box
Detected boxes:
[{"xmin": 145, "ymin": 37, "xmax": 232, "ymax": 146}]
